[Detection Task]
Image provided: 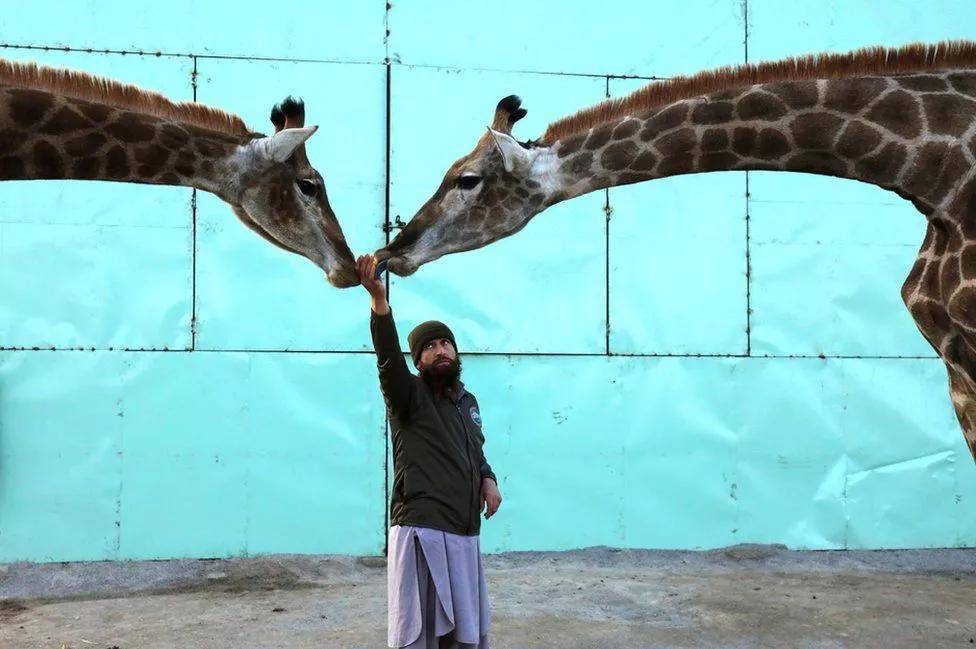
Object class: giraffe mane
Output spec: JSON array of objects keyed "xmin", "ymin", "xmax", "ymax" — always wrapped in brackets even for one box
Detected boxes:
[
  {"xmin": 0, "ymin": 57, "xmax": 250, "ymax": 137},
  {"xmin": 542, "ymin": 40, "xmax": 976, "ymax": 144}
]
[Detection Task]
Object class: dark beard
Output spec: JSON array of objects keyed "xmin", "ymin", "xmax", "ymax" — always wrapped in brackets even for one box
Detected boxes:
[{"xmin": 420, "ymin": 357, "xmax": 462, "ymax": 393}]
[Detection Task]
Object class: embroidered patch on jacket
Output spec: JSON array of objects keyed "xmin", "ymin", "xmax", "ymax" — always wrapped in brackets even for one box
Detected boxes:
[{"xmin": 469, "ymin": 407, "xmax": 482, "ymax": 427}]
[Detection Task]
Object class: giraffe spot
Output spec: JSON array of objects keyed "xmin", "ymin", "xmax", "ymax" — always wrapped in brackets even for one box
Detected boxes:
[
  {"xmin": 853, "ymin": 142, "xmax": 907, "ymax": 184},
  {"xmin": 482, "ymin": 187, "xmax": 499, "ymax": 206},
  {"xmin": 835, "ymin": 120, "xmax": 883, "ymax": 159},
  {"xmin": 584, "ymin": 124, "xmax": 613, "ymax": 150},
  {"xmin": 948, "ymin": 73, "xmax": 976, "ymax": 98},
  {"xmin": 903, "ymin": 141, "xmax": 950, "ymax": 199},
  {"xmin": 951, "ymin": 178, "xmax": 976, "ymax": 222},
  {"xmin": 922, "ymin": 93, "xmax": 976, "ymax": 136},
  {"xmin": 105, "ymin": 112, "xmax": 156, "ymax": 142},
  {"xmin": 31, "ymin": 140, "xmax": 63, "ymax": 178},
  {"xmin": 72, "ymin": 99, "xmax": 112, "ymax": 124},
  {"xmin": 766, "ymin": 81, "xmax": 819, "ymax": 109},
  {"xmin": 790, "ymin": 112, "xmax": 844, "ymax": 150},
  {"xmin": 158, "ymin": 124, "xmax": 191, "ymax": 150},
  {"xmin": 655, "ymin": 128, "xmax": 695, "ymax": 156},
  {"xmin": 699, "ymin": 152, "xmax": 739, "ymax": 171},
  {"xmin": 948, "ymin": 287, "xmax": 976, "ymax": 323},
  {"xmin": 39, "ymin": 106, "xmax": 91, "ymax": 134},
  {"xmin": 71, "ymin": 157, "xmax": 101, "ymax": 179},
  {"xmin": 157, "ymin": 172, "xmax": 181, "ymax": 185},
  {"xmin": 909, "ymin": 298, "xmax": 951, "ymax": 338},
  {"xmin": 701, "ymin": 129, "xmax": 728, "ymax": 152},
  {"xmin": 737, "ymin": 92, "xmax": 787, "ymax": 121},
  {"xmin": 615, "ymin": 171, "xmax": 652, "ymax": 185},
  {"xmin": 691, "ymin": 101, "xmax": 734, "ymax": 125},
  {"xmin": 64, "ymin": 132, "xmax": 107, "ymax": 157},
  {"xmin": 560, "ymin": 151, "xmax": 593, "ymax": 176},
  {"xmin": 195, "ymin": 138, "xmax": 225, "ymax": 158},
  {"xmin": 943, "ymin": 252, "xmax": 962, "ymax": 289},
  {"xmin": 525, "ymin": 179, "xmax": 541, "ymax": 190},
  {"xmin": 200, "ymin": 160, "xmax": 215, "ymax": 176},
  {"xmin": 639, "ymin": 104, "xmax": 689, "ymax": 141},
  {"xmin": 0, "ymin": 156, "xmax": 25, "ymax": 178},
  {"xmin": 731, "ymin": 127, "xmax": 757, "ymax": 157},
  {"xmin": 922, "ymin": 146, "xmax": 968, "ymax": 206},
  {"xmin": 788, "ymin": 151, "xmax": 847, "ymax": 176},
  {"xmin": 136, "ymin": 164, "xmax": 160, "ymax": 178},
  {"xmin": 629, "ymin": 150, "xmax": 657, "ymax": 172},
  {"xmin": 514, "ymin": 186, "xmax": 529, "ymax": 198},
  {"xmin": 756, "ymin": 128, "xmax": 790, "ymax": 160},
  {"xmin": 824, "ymin": 78, "xmax": 888, "ymax": 113},
  {"xmin": 657, "ymin": 153, "xmax": 694, "ymax": 176},
  {"xmin": 601, "ymin": 140, "xmax": 639, "ymax": 171},
  {"xmin": 105, "ymin": 145, "xmax": 129, "ymax": 179},
  {"xmin": 528, "ymin": 194, "xmax": 544, "ymax": 208},
  {"xmin": 897, "ymin": 75, "xmax": 949, "ymax": 92},
  {"xmin": 866, "ymin": 90, "xmax": 921, "ymax": 139},
  {"xmin": 958, "ymin": 246, "xmax": 976, "ymax": 284},
  {"xmin": 611, "ymin": 119, "xmax": 640, "ymax": 141},
  {"xmin": 557, "ymin": 132, "xmax": 586, "ymax": 158},
  {"xmin": 8, "ymin": 89, "xmax": 54, "ymax": 126},
  {"xmin": 134, "ymin": 144, "xmax": 171, "ymax": 167},
  {"xmin": 922, "ymin": 262, "xmax": 941, "ymax": 297},
  {"xmin": 0, "ymin": 128, "xmax": 21, "ymax": 154}
]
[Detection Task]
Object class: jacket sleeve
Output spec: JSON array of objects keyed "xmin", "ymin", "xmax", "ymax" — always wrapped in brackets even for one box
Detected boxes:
[
  {"xmin": 370, "ymin": 309, "xmax": 415, "ymax": 417},
  {"xmin": 480, "ymin": 450, "xmax": 497, "ymax": 484}
]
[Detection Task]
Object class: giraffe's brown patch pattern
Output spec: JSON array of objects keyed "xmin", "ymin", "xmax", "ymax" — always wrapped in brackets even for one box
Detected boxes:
[
  {"xmin": 616, "ymin": 171, "xmax": 653, "ymax": 185},
  {"xmin": 835, "ymin": 120, "xmax": 883, "ymax": 159},
  {"xmin": 72, "ymin": 156, "xmax": 101, "ymax": 179},
  {"xmin": 629, "ymin": 150, "xmax": 657, "ymax": 172},
  {"xmin": 910, "ymin": 298, "xmax": 952, "ymax": 335},
  {"xmin": 756, "ymin": 128, "xmax": 790, "ymax": 160},
  {"xmin": 709, "ymin": 88, "xmax": 747, "ymax": 102},
  {"xmin": 790, "ymin": 112, "xmax": 844, "ymax": 150},
  {"xmin": 903, "ymin": 257, "xmax": 926, "ymax": 301},
  {"xmin": 8, "ymin": 89, "xmax": 54, "ymax": 126},
  {"xmin": 942, "ymin": 253, "xmax": 962, "ymax": 291},
  {"xmin": 737, "ymin": 92, "xmax": 787, "ymax": 121},
  {"xmin": 72, "ymin": 100, "xmax": 112, "ymax": 124},
  {"xmin": 922, "ymin": 262, "xmax": 941, "ymax": 296},
  {"xmin": 854, "ymin": 141, "xmax": 907, "ymax": 184},
  {"xmin": 766, "ymin": 81, "xmax": 819, "ymax": 109},
  {"xmin": 561, "ymin": 152, "xmax": 593, "ymax": 176},
  {"xmin": 948, "ymin": 287, "xmax": 976, "ymax": 324},
  {"xmin": 789, "ymin": 151, "xmax": 847, "ymax": 176},
  {"xmin": 158, "ymin": 124, "xmax": 191, "ymax": 150},
  {"xmin": 105, "ymin": 145, "xmax": 129, "ymax": 179},
  {"xmin": 951, "ymin": 178, "xmax": 976, "ymax": 221},
  {"xmin": 601, "ymin": 140, "xmax": 639, "ymax": 171},
  {"xmin": 922, "ymin": 93, "xmax": 976, "ymax": 136},
  {"xmin": 657, "ymin": 153, "xmax": 694, "ymax": 176},
  {"xmin": 896, "ymin": 75, "xmax": 949, "ymax": 92},
  {"xmin": 611, "ymin": 119, "xmax": 640, "ymax": 140},
  {"xmin": 948, "ymin": 73, "xmax": 976, "ymax": 99},
  {"xmin": 557, "ymin": 133, "xmax": 586, "ymax": 158},
  {"xmin": 866, "ymin": 90, "xmax": 921, "ymax": 139},
  {"xmin": 639, "ymin": 104, "xmax": 689, "ymax": 141},
  {"xmin": 525, "ymin": 179, "xmax": 541, "ymax": 190},
  {"xmin": 824, "ymin": 77, "xmax": 888, "ymax": 113},
  {"xmin": 962, "ymin": 246, "xmax": 976, "ymax": 280},
  {"xmin": 156, "ymin": 172, "xmax": 181, "ymax": 185},
  {"xmin": 134, "ymin": 144, "xmax": 171, "ymax": 168},
  {"xmin": 39, "ymin": 106, "xmax": 90, "ymax": 135},
  {"xmin": 699, "ymin": 152, "xmax": 740, "ymax": 171},
  {"xmin": 64, "ymin": 132, "xmax": 107, "ymax": 157},
  {"xmin": 655, "ymin": 128, "xmax": 695, "ymax": 156},
  {"xmin": 691, "ymin": 101, "xmax": 734, "ymax": 125},
  {"xmin": 32, "ymin": 140, "xmax": 64, "ymax": 177},
  {"xmin": 701, "ymin": 129, "xmax": 728, "ymax": 152},
  {"xmin": 0, "ymin": 155, "xmax": 25, "ymax": 177},
  {"xmin": 584, "ymin": 124, "xmax": 613, "ymax": 151},
  {"xmin": 904, "ymin": 141, "xmax": 950, "ymax": 198},
  {"xmin": 0, "ymin": 128, "xmax": 20, "ymax": 154},
  {"xmin": 105, "ymin": 112, "xmax": 156, "ymax": 142},
  {"xmin": 731, "ymin": 127, "xmax": 757, "ymax": 157}
]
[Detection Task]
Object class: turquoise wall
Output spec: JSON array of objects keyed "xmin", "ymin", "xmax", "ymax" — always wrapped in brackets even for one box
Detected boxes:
[{"xmin": 1, "ymin": 1, "xmax": 975, "ymax": 562}]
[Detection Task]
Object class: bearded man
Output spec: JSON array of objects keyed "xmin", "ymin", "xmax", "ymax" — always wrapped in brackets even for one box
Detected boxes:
[{"xmin": 357, "ymin": 255, "xmax": 502, "ymax": 649}]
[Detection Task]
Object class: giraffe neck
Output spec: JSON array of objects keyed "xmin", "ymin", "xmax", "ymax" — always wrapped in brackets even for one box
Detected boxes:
[
  {"xmin": 0, "ymin": 85, "xmax": 245, "ymax": 196},
  {"xmin": 547, "ymin": 74, "xmax": 976, "ymax": 216}
]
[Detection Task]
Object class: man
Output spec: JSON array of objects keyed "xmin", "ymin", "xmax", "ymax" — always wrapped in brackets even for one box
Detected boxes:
[{"xmin": 357, "ymin": 255, "xmax": 502, "ymax": 649}]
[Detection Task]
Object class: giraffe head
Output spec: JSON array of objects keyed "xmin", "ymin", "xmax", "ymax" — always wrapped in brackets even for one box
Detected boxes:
[
  {"xmin": 228, "ymin": 97, "xmax": 359, "ymax": 288},
  {"xmin": 375, "ymin": 96, "xmax": 557, "ymax": 275}
]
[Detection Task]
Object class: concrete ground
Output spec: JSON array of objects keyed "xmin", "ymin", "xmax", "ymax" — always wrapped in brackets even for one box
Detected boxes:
[{"xmin": 0, "ymin": 544, "xmax": 974, "ymax": 649}]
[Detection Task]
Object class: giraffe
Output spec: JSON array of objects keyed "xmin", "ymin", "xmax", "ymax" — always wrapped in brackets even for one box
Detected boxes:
[
  {"xmin": 0, "ymin": 58, "xmax": 360, "ymax": 287},
  {"xmin": 373, "ymin": 41, "xmax": 976, "ymax": 461}
]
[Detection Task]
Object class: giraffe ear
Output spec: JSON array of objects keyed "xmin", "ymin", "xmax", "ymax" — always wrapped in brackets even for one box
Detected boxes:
[
  {"xmin": 252, "ymin": 126, "xmax": 318, "ymax": 163},
  {"xmin": 487, "ymin": 127, "xmax": 531, "ymax": 174}
]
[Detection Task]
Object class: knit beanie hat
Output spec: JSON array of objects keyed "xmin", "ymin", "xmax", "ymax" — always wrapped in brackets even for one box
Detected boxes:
[{"xmin": 408, "ymin": 320, "xmax": 457, "ymax": 367}]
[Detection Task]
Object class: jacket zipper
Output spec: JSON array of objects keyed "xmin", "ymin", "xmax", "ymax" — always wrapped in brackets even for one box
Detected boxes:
[{"xmin": 455, "ymin": 401, "xmax": 475, "ymax": 534}]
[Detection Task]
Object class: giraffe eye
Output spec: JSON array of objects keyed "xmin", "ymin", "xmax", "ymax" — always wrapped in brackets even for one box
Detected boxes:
[
  {"xmin": 296, "ymin": 179, "xmax": 317, "ymax": 197},
  {"xmin": 457, "ymin": 175, "xmax": 482, "ymax": 190}
]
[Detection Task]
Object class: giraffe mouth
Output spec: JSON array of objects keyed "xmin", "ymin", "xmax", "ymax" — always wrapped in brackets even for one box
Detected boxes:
[{"xmin": 373, "ymin": 250, "xmax": 418, "ymax": 277}]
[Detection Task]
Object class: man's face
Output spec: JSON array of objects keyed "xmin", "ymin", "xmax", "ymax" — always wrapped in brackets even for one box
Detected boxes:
[{"xmin": 417, "ymin": 337, "xmax": 458, "ymax": 373}]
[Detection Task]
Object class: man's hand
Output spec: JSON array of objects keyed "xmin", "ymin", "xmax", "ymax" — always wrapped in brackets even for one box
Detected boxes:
[
  {"xmin": 357, "ymin": 255, "xmax": 389, "ymax": 315},
  {"xmin": 481, "ymin": 477, "xmax": 502, "ymax": 520}
]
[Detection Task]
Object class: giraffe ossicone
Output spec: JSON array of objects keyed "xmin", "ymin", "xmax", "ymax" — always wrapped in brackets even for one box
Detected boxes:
[
  {"xmin": 0, "ymin": 58, "xmax": 359, "ymax": 287},
  {"xmin": 375, "ymin": 40, "xmax": 976, "ymax": 461}
]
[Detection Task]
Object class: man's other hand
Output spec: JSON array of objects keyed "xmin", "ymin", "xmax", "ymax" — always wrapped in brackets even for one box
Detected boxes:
[{"xmin": 481, "ymin": 477, "xmax": 502, "ymax": 520}]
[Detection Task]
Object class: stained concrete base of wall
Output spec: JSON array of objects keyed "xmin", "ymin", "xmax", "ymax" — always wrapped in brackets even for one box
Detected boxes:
[{"xmin": 1, "ymin": 545, "xmax": 974, "ymax": 648}]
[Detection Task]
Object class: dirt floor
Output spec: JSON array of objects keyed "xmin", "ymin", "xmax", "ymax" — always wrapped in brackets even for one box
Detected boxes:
[{"xmin": 0, "ymin": 544, "xmax": 974, "ymax": 649}]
